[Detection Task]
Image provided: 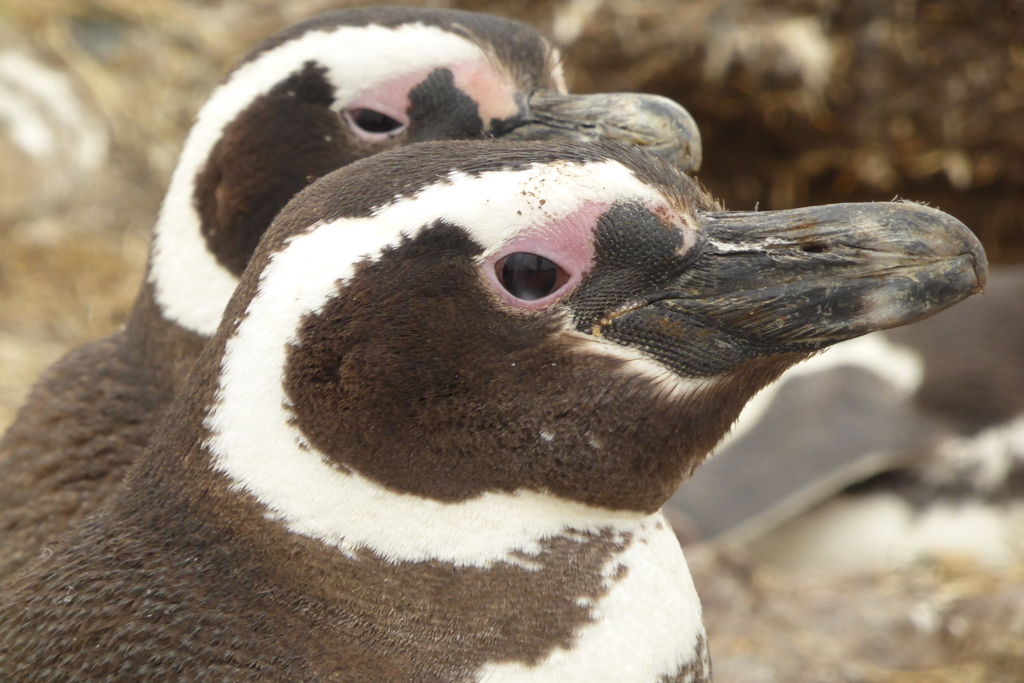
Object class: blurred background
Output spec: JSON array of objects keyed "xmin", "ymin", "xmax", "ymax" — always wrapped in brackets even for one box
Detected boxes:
[{"xmin": 1, "ymin": 0, "xmax": 1022, "ymax": 680}]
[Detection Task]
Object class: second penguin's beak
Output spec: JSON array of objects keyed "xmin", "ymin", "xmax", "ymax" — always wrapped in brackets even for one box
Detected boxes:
[{"xmin": 495, "ymin": 90, "xmax": 703, "ymax": 173}]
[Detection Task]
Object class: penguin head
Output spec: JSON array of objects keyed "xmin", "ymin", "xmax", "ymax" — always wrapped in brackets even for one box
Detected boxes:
[
  {"xmin": 147, "ymin": 7, "xmax": 701, "ymax": 337},
  {"xmin": 193, "ymin": 140, "xmax": 985, "ymax": 564}
]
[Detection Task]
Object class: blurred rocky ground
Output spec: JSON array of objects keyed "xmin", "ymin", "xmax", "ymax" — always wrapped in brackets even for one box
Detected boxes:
[{"xmin": 1, "ymin": 0, "xmax": 1022, "ymax": 680}]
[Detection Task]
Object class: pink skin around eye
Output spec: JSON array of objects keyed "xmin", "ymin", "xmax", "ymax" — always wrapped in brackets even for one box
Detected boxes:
[
  {"xmin": 482, "ymin": 202, "xmax": 610, "ymax": 311},
  {"xmin": 483, "ymin": 200, "xmax": 698, "ymax": 311},
  {"xmin": 343, "ymin": 61, "xmax": 519, "ymax": 142},
  {"xmin": 646, "ymin": 200, "xmax": 700, "ymax": 257},
  {"xmin": 447, "ymin": 62, "xmax": 519, "ymax": 123},
  {"xmin": 343, "ymin": 72, "xmax": 422, "ymax": 140}
]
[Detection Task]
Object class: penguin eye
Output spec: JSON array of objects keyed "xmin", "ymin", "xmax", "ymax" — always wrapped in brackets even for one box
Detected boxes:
[
  {"xmin": 348, "ymin": 108, "xmax": 405, "ymax": 135},
  {"xmin": 496, "ymin": 252, "xmax": 569, "ymax": 301}
]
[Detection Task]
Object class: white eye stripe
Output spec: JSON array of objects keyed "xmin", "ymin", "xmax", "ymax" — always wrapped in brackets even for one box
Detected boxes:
[
  {"xmin": 149, "ymin": 23, "xmax": 501, "ymax": 337},
  {"xmin": 285, "ymin": 160, "xmax": 660, "ymax": 324},
  {"xmin": 278, "ymin": 160, "xmax": 663, "ymax": 326}
]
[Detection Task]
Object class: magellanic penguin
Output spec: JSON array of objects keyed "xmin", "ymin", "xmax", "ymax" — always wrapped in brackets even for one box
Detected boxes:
[
  {"xmin": 0, "ymin": 6, "xmax": 702, "ymax": 581},
  {"xmin": 668, "ymin": 265, "xmax": 1024, "ymax": 570},
  {"xmin": 0, "ymin": 140, "xmax": 986, "ymax": 681}
]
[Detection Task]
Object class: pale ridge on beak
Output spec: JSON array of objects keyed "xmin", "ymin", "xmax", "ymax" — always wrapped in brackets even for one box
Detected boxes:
[{"xmin": 500, "ymin": 90, "xmax": 703, "ymax": 173}]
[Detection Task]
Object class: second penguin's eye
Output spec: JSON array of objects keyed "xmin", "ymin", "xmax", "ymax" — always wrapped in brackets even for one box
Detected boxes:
[
  {"xmin": 350, "ymin": 109, "xmax": 404, "ymax": 134},
  {"xmin": 497, "ymin": 253, "xmax": 569, "ymax": 301}
]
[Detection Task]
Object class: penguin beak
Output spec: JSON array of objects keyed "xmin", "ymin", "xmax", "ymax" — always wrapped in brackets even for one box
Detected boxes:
[
  {"xmin": 497, "ymin": 90, "xmax": 703, "ymax": 173},
  {"xmin": 598, "ymin": 202, "xmax": 987, "ymax": 373}
]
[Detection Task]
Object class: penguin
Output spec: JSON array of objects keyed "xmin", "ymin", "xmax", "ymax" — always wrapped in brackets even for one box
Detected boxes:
[
  {"xmin": 0, "ymin": 6, "xmax": 702, "ymax": 581},
  {"xmin": 0, "ymin": 139, "xmax": 986, "ymax": 681},
  {"xmin": 667, "ymin": 266, "xmax": 1024, "ymax": 570}
]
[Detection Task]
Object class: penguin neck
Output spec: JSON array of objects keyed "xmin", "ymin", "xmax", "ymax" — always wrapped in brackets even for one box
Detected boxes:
[
  {"xmin": 194, "ymin": 353, "xmax": 712, "ymax": 681},
  {"xmin": 126, "ymin": 431, "xmax": 712, "ymax": 683},
  {"xmin": 207, "ymin": 377, "xmax": 664, "ymax": 567},
  {"xmin": 192, "ymin": 418, "xmax": 713, "ymax": 681},
  {"xmin": 121, "ymin": 280, "xmax": 209, "ymax": 398},
  {"xmin": 182, "ymin": 443, "xmax": 712, "ymax": 682}
]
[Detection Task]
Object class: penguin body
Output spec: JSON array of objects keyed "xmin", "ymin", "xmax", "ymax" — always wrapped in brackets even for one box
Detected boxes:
[
  {"xmin": 0, "ymin": 140, "xmax": 985, "ymax": 680},
  {"xmin": 0, "ymin": 7, "xmax": 702, "ymax": 581}
]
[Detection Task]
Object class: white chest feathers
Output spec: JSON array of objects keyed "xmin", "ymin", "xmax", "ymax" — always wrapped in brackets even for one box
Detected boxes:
[{"xmin": 476, "ymin": 515, "xmax": 708, "ymax": 683}]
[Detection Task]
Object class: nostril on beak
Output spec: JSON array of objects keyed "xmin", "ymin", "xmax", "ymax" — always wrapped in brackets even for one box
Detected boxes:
[{"xmin": 800, "ymin": 243, "xmax": 831, "ymax": 254}]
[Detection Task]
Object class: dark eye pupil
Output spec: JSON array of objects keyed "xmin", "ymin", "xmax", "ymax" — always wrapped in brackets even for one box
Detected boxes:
[
  {"xmin": 352, "ymin": 109, "xmax": 403, "ymax": 134},
  {"xmin": 499, "ymin": 253, "xmax": 563, "ymax": 301}
]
